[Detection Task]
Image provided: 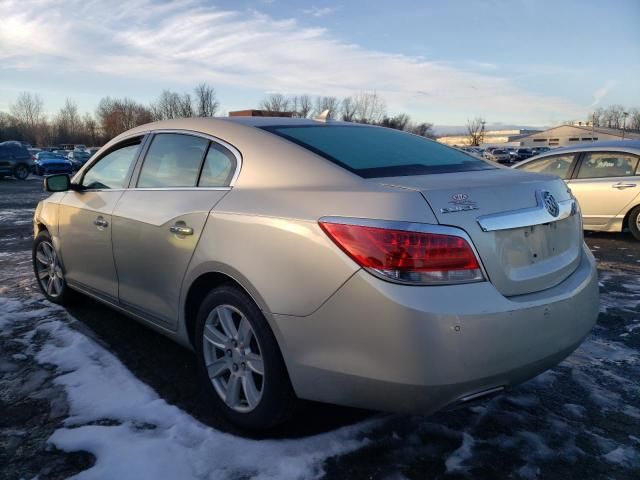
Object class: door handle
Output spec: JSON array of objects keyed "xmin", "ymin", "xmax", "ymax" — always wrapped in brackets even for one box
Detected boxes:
[
  {"xmin": 612, "ymin": 183, "xmax": 637, "ymax": 189},
  {"xmin": 169, "ymin": 224, "xmax": 194, "ymax": 236},
  {"xmin": 94, "ymin": 216, "xmax": 109, "ymax": 228}
]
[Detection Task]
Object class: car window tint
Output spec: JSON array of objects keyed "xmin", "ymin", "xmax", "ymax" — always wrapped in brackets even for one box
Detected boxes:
[
  {"xmin": 577, "ymin": 152, "xmax": 639, "ymax": 179},
  {"xmin": 263, "ymin": 125, "xmax": 493, "ymax": 178},
  {"xmin": 82, "ymin": 141, "xmax": 141, "ymax": 189},
  {"xmin": 199, "ymin": 143, "xmax": 236, "ymax": 187},
  {"xmin": 138, "ymin": 134, "xmax": 208, "ymax": 188},
  {"xmin": 518, "ymin": 154, "xmax": 574, "ymax": 178}
]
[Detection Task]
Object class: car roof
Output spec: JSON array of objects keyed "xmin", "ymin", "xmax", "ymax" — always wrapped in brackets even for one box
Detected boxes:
[{"xmin": 537, "ymin": 140, "xmax": 640, "ymax": 156}]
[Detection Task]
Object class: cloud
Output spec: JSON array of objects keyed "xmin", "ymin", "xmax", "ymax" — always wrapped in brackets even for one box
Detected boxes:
[
  {"xmin": 302, "ymin": 6, "xmax": 340, "ymax": 17},
  {"xmin": 0, "ymin": 0, "xmax": 584, "ymax": 123},
  {"xmin": 591, "ymin": 80, "xmax": 617, "ymax": 107}
]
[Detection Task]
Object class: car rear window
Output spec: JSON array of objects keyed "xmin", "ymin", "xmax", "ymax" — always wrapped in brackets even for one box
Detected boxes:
[{"xmin": 262, "ymin": 125, "xmax": 493, "ymax": 178}]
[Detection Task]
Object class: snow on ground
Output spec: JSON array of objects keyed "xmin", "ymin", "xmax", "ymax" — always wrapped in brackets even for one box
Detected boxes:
[
  {"xmin": 1, "ymin": 244, "xmax": 639, "ymax": 479},
  {"xmin": 0, "ymin": 291, "xmax": 377, "ymax": 479}
]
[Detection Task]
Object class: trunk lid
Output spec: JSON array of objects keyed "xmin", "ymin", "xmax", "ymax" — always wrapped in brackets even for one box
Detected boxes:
[{"xmin": 374, "ymin": 168, "xmax": 582, "ymax": 296}]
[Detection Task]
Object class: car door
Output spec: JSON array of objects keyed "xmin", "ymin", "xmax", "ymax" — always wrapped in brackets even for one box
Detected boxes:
[
  {"xmin": 112, "ymin": 132, "xmax": 239, "ymax": 329},
  {"xmin": 567, "ymin": 151, "xmax": 640, "ymax": 228},
  {"xmin": 57, "ymin": 136, "xmax": 144, "ymax": 301}
]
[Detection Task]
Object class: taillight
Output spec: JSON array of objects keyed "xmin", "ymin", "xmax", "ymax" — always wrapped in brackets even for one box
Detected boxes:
[{"xmin": 319, "ymin": 220, "xmax": 484, "ymax": 285}]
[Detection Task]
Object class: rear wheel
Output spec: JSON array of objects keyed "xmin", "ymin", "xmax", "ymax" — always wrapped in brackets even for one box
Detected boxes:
[
  {"xmin": 32, "ymin": 231, "xmax": 73, "ymax": 305},
  {"xmin": 195, "ymin": 285, "xmax": 296, "ymax": 430},
  {"xmin": 628, "ymin": 206, "xmax": 640, "ymax": 241},
  {"xmin": 14, "ymin": 164, "xmax": 29, "ymax": 180}
]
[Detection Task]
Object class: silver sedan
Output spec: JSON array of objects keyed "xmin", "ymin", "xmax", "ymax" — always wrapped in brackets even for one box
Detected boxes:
[
  {"xmin": 514, "ymin": 140, "xmax": 640, "ymax": 239},
  {"xmin": 33, "ymin": 117, "xmax": 599, "ymax": 430}
]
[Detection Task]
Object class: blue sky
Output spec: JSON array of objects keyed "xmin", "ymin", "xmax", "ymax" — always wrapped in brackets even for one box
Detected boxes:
[{"xmin": 0, "ymin": 0, "xmax": 638, "ymax": 128}]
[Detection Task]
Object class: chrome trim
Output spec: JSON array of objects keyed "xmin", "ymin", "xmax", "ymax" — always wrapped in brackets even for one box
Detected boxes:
[
  {"xmin": 74, "ymin": 129, "xmax": 242, "ymax": 193},
  {"xmin": 129, "ymin": 187, "xmax": 231, "ymax": 192},
  {"xmin": 144, "ymin": 129, "xmax": 243, "ymax": 187},
  {"xmin": 318, "ymin": 216, "xmax": 488, "ymax": 284},
  {"xmin": 476, "ymin": 190, "xmax": 576, "ymax": 232}
]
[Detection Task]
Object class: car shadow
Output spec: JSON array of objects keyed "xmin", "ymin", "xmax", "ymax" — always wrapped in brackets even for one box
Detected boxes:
[{"xmin": 65, "ymin": 294, "xmax": 374, "ymax": 440}]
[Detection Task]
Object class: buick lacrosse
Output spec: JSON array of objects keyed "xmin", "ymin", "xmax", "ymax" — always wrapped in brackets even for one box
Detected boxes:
[{"xmin": 33, "ymin": 117, "xmax": 599, "ymax": 430}]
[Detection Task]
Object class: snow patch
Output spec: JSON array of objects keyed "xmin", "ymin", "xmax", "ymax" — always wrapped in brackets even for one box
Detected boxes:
[{"xmin": 0, "ymin": 296, "xmax": 376, "ymax": 480}]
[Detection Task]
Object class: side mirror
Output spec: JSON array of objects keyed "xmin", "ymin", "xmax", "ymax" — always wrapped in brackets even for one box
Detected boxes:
[{"xmin": 44, "ymin": 174, "xmax": 71, "ymax": 192}]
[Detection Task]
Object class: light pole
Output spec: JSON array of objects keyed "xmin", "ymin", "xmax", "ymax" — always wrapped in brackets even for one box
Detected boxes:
[
  {"xmin": 622, "ymin": 111, "xmax": 629, "ymax": 140},
  {"xmin": 591, "ymin": 111, "xmax": 596, "ymax": 142},
  {"xmin": 480, "ymin": 120, "xmax": 486, "ymax": 146}
]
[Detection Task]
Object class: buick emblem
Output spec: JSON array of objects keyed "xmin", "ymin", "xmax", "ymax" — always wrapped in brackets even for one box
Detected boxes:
[
  {"xmin": 451, "ymin": 193, "xmax": 469, "ymax": 203},
  {"xmin": 542, "ymin": 191, "xmax": 559, "ymax": 217}
]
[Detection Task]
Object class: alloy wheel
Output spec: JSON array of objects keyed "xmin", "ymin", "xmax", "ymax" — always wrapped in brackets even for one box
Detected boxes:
[
  {"xmin": 35, "ymin": 241, "xmax": 64, "ymax": 298},
  {"xmin": 202, "ymin": 305, "xmax": 265, "ymax": 412}
]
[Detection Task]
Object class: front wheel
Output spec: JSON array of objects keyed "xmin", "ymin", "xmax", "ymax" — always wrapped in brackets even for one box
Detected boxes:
[
  {"xmin": 628, "ymin": 206, "xmax": 640, "ymax": 241},
  {"xmin": 14, "ymin": 164, "xmax": 29, "ymax": 180},
  {"xmin": 32, "ymin": 231, "xmax": 73, "ymax": 305},
  {"xmin": 195, "ymin": 285, "xmax": 296, "ymax": 430}
]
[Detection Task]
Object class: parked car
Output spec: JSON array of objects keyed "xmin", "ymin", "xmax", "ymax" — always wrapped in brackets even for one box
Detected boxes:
[
  {"xmin": 87, "ymin": 147, "xmax": 101, "ymax": 157},
  {"xmin": 52, "ymin": 149, "xmax": 71, "ymax": 159},
  {"xmin": 512, "ymin": 148, "xmax": 535, "ymax": 162},
  {"xmin": 514, "ymin": 140, "xmax": 640, "ymax": 239},
  {"xmin": 0, "ymin": 140, "xmax": 33, "ymax": 179},
  {"xmin": 68, "ymin": 149, "xmax": 91, "ymax": 170},
  {"xmin": 28, "ymin": 147, "xmax": 42, "ymax": 158},
  {"xmin": 33, "ymin": 118, "xmax": 599, "ymax": 430},
  {"xmin": 34, "ymin": 152, "xmax": 73, "ymax": 176},
  {"xmin": 531, "ymin": 146, "xmax": 551, "ymax": 155},
  {"xmin": 485, "ymin": 148, "xmax": 513, "ymax": 164}
]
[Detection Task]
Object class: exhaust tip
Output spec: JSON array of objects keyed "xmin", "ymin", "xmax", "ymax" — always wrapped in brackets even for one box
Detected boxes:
[{"xmin": 445, "ymin": 386, "xmax": 505, "ymax": 411}]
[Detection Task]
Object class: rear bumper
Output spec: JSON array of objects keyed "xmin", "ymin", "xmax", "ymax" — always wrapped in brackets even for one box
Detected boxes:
[{"xmin": 273, "ymin": 244, "xmax": 599, "ymax": 414}]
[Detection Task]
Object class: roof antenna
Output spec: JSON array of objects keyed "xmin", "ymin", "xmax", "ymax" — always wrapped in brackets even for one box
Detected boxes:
[{"xmin": 314, "ymin": 109, "xmax": 331, "ymax": 122}]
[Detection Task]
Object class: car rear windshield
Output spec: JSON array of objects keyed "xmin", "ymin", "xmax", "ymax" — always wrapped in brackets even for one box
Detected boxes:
[{"xmin": 262, "ymin": 125, "xmax": 494, "ymax": 178}]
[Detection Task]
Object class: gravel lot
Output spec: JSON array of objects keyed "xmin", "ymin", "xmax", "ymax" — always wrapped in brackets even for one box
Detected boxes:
[{"xmin": 1, "ymin": 176, "xmax": 638, "ymax": 480}]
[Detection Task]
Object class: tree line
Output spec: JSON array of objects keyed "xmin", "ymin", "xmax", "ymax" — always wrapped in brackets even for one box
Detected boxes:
[
  {"xmin": 0, "ymin": 87, "xmax": 434, "ymax": 147},
  {"xmin": 589, "ymin": 105, "xmax": 640, "ymax": 131}
]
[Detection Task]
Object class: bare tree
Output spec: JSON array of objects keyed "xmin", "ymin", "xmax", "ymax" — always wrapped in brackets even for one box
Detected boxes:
[
  {"xmin": 151, "ymin": 90, "xmax": 194, "ymax": 120},
  {"xmin": 602, "ymin": 104, "xmax": 625, "ymax": 129},
  {"xmin": 466, "ymin": 117, "xmax": 486, "ymax": 146},
  {"xmin": 193, "ymin": 83, "xmax": 220, "ymax": 117},
  {"xmin": 313, "ymin": 96, "xmax": 340, "ymax": 118},
  {"xmin": 340, "ymin": 96, "xmax": 357, "ymax": 122},
  {"xmin": 288, "ymin": 94, "xmax": 314, "ymax": 118},
  {"xmin": 352, "ymin": 91, "xmax": 386, "ymax": 124},
  {"xmin": 590, "ymin": 107, "xmax": 604, "ymax": 127},
  {"xmin": 10, "ymin": 92, "xmax": 45, "ymax": 130},
  {"xmin": 380, "ymin": 113, "xmax": 411, "ymax": 131},
  {"xmin": 259, "ymin": 93, "xmax": 291, "ymax": 113},
  {"xmin": 82, "ymin": 113, "xmax": 99, "ymax": 145},
  {"xmin": 10, "ymin": 92, "xmax": 46, "ymax": 144},
  {"xmin": 410, "ymin": 121, "xmax": 435, "ymax": 138},
  {"xmin": 97, "ymin": 97, "xmax": 153, "ymax": 139},
  {"xmin": 628, "ymin": 108, "xmax": 640, "ymax": 132},
  {"xmin": 54, "ymin": 99, "xmax": 83, "ymax": 143}
]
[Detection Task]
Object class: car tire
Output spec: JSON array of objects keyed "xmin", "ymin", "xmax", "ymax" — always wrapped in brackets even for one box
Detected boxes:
[
  {"xmin": 628, "ymin": 206, "xmax": 640, "ymax": 241},
  {"xmin": 195, "ymin": 285, "xmax": 296, "ymax": 430},
  {"xmin": 32, "ymin": 230, "xmax": 74, "ymax": 305},
  {"xmin": 14, "ymin": 164, "xmax": 29, "ymax": 180}
]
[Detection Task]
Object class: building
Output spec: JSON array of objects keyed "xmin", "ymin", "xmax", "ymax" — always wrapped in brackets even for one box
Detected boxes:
[
  {"xmin": 437, "ymin": 129, "xmax": 541, "ymax": 147},
  {"xmin": 515, "ymin": 125, "xmax": 640, "ymax": 148}
]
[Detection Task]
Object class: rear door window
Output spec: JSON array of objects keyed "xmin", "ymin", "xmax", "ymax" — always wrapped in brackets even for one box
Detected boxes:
[
  {"xmin": 576, "ymin": 152, "xmax": 639, "ymax": 179},
  {"xmin": 262, "ymin": 125, "xmax": 493, "ymax": 178},
  {"xmin": 199, "ymin": 143, "xmax": 237, "ymax": 187},
  {"xmin": 137, "ymin": 133, "xmax": 209, "ymax": 188},
  {"xmin": 517, "ymin": 154, "xmax": 575, "ymax": 179}
]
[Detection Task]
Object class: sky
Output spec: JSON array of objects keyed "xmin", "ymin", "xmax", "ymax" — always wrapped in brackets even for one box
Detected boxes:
[{"xmin": 0, "ymin": 0, "xmax": 639, "ymax": 129}]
